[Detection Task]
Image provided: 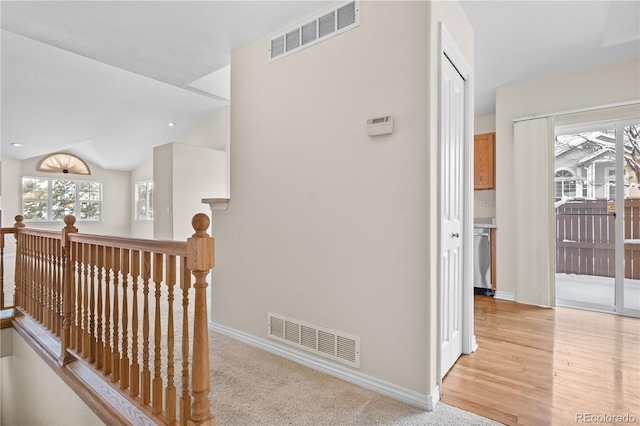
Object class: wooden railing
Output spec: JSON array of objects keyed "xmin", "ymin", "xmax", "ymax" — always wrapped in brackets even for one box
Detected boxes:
[
  {"xmin": 1, "ymin": 214, "xmax": 215, "ymax": 426},
  {"xmin": 556, "ymin": 198, "xmax": 640, "ymax": 278}
]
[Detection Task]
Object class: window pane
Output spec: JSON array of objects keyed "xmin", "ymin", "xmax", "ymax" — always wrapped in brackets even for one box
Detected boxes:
[
  {"xmin": 78, "ymin": 181, "xmax": 101, "ymax": 201},
  {"xmin": 22, "ymin": 177, "xmax": 103, "ymax": 222},
  {"xmin": 23, "ymin": 201, "xmax": 49, "ymax": 220},
  {"xmin": 135, "ymin": 181, "xmax": 153, "ymax": 220},
  {"xmin": 22, "ymin": 178, "xmax": 49, "ymax": 200},
  {"xmin": 80, "ymin": 201, "xmax": 101, "ymax": 221},
  {"xmin": 51, "ymin": 180, "xmax": 76, "ymax": 219},
  {"xmin": 148, "ymin": 182, "xmax": 153, "ymax": 219}
]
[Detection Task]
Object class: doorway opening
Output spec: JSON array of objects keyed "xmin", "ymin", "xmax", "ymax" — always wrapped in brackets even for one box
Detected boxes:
[{"xmin": 554, "ymin": 120, "xmax": 640, "ymax": 316}]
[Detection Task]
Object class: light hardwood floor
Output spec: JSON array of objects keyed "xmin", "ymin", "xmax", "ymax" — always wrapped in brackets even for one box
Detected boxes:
[{"xmin": 441, "ymin": 296, "xmax": 640, "ymax": 425}]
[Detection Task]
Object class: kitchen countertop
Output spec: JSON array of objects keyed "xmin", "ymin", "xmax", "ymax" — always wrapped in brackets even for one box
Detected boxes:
[{"xmin": 474, "ymin": 217, "xmax": 496, "ymax": 229}]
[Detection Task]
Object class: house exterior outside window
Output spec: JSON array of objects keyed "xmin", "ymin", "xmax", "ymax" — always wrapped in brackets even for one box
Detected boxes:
[{"xmin": 555, "ymin": 169, "xmax": 577, "ymax": 199}]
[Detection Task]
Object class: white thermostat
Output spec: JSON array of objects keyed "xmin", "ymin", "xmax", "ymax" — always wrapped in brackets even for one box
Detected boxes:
[{"xmin": 366, "ymin": 116, "xmax": 394, "ymax": 136}]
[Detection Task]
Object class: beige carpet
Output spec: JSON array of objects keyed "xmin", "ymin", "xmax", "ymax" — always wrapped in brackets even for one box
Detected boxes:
[{"xmin": 208, "ymin": 332, "xmax": 501, "ymax": 426}]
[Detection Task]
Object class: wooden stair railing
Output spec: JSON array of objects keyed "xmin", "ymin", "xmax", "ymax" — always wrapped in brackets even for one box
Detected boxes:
[{"xmin": 2, "ymin": 213, "xmax": 216, "ymax": 426}]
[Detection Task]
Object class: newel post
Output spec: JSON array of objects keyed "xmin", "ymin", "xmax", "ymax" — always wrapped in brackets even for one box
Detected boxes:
[
  {"xmin": 186, "ymin": 213, "xmax": 215, "ymax": 426},
  {"xmin": 60, "ymin": 215, "xmax": 78, "ymax": 365},
  {"xmin": 12, "ymin": 215, "xmax": 25, "ymax": 309}
]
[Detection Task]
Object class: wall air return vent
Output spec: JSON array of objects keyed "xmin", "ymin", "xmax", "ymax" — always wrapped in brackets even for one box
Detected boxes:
[
  {"xmin": 268, "ymin": 1, "xmax": 360, "ymax": 62},
  {"xmin": 268, "ymin": 313, "xmax": 360, "ymax": 368}
]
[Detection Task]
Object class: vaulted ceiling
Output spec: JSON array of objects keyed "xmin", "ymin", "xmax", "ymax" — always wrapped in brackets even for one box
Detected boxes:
[{"xmin": 2, "ymin": 1, "xmax": 638, "ymax": 171}]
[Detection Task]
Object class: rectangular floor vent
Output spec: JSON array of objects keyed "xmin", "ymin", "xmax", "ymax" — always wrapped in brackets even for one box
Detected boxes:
[
  {"xmin": 268, "ymin": 1, "xmax": 360, "ymax": 62},
  {"xmin": 268, "ymin": 313, "xmax": 360, "ymax": 368}
]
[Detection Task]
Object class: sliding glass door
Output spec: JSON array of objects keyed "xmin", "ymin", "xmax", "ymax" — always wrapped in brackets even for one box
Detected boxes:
[{"xmin": 555, "ymin": 120, "xmax": 640, "ymax": 316}]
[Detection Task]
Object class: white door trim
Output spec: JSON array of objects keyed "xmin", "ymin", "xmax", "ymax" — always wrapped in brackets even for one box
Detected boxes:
[{"xmin": 437, "ymin": 22, "xmax": 476, "ymax": 385}]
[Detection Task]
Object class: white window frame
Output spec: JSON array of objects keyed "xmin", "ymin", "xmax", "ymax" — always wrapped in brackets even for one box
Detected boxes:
[
  {"xmin": 134, "ymin": 180, "xmax": 154, "ymax": 221},
  {"xmin": 21, "ymin": 176, "xmax": 103, "ymax": 222}
]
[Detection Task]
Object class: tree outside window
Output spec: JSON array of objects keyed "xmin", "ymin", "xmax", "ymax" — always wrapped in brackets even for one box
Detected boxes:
[
  {"xmin": 135, "ymin": 181, "xmax": 153, "ymax": 220},
  {"xmin": 22, "ymin": 177, "xmax": 102, "ymax": 221}
]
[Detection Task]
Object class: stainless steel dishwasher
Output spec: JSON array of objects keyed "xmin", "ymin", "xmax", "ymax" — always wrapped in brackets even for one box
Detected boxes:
[{"xmin": 474, "ymin": 227, "xmax": 493, "ymax": 295}]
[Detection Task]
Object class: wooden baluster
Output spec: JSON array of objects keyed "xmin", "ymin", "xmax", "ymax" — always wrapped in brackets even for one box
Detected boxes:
[
  {"xmin": 22, "ymin": 234, "xmax": 29, "ymax": 313},
  {"xmin": 187, "ymin": 214, "xmax": 215, "ymax": 426},
  {"xmin": 30, "ymin": 234, "xmax": 35, "ymax": 316},
  {"xmin": 47, "ymin": 238, "xmax": 54, "ymax": 330},
  {"xmin": 130, "ymin": 250, "xmax": 141, "ymax": 398},
  {"xmin": 104, "ymin": 246, "xmax": 112, "ymax": 376},
  {"xmin": 46, "ymin": 237, "xmax": 52, "ymax": 329},
  {"xmin": 61, "ymin": 215, "xmax": 78, "ymax": 365},
  {"xmin": 121, "ymin": 248, "xmax": 130, "ymax": 390},
  {"xmin": 42, "ymin": 237, "xmax": 49, "ymax": 327},
  {"xmin": 96, "ymin": 245, "xmax": 105, "ymax": 370},
  {"xmin": 152, "ymin": 252, "xmax": 164, "ymax": 415},
  {"xmin": 43, "ymin": 236, "xmax": 49, "ymax": 323},
  {"xmin": 165, "ymin": 254, "xmax": 177, "ymax": 424},
  {"xmin": 0, "ymin": 234, "xmax": 4, "ymax": 309},
  {"xmin": 31, "ymin": 234, "xmax": 36, "ymax": 316},
  {"xmin": 32, "ymin": 235, "xmax": 37, "ymax": 319},
  {"xmin": 41, "ymin": 236, "xmax": 46, "ymax": 322},
  {"xmin": 36, "ymin": 235, "xmax": 42, "ymax": 321},
  {"xmin": 13, "ymin": 216, "xmax": 25, "ymax": 309},
  {"xmin": 24, "ymin": 234, "xmax": 29, "ymax": 313},
  {"xmin": 29, "ymin": 234, "xmax": 35, "ymax": 316},
  {"xmin": 53, "ymin": 239, "xmax": 59, "ymax": 332},
  {"xmin": 34, "ymin": 236, "xmax": 41, "ymax": 320},
  {"xmin": 141, "ymin": 251, "xmax": 151, "ymax": 406},
  {"xmin": 112, "ymin": 247, "xmax": 121, "ymax": 383},
  {"xmin": 54, "ymin": 239, "xmax": 62, "ymax": 336},
  {"xmin": 42, "ymin": 236, "xmax": 48, "ymax": 323},
  {"xmin": 89, "ymin": 244, "xmax": 97, "ymax": 362},
  {"xmin": 83, "ymin": 243, "xmax": 91, "ymax": 358},
  {"xmin": 180, "ymin": 257, "xmax": 191, "ymax": 426},
  {"xmin": 19, "ymin": 232, "xmax": 25, "ymax": 312},
  {"xmin": 75, "ymin": 241, "xmax": 83, "ymax": 352},
  {"xmin": 59, "ymin": 240, "xmax": 65, "ymax": 337},
  {"xmin": 1, "ymin": 231, "xmax": 5, "ymax": 310}
]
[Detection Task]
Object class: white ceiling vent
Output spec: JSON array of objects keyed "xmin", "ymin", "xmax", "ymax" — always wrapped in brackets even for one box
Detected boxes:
[
  {"xmin": 268, "ymin": 1, "xmax": 360, "ymax": 62},
  {"xmin": 268, "ymin": 312, "xmax": 360, "ymax": 368}
]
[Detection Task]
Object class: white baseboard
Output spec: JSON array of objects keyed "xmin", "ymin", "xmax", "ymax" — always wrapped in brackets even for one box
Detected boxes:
[
  {"xmin": 494, "ymin": 291, "xmax": 515, "ymax": 301},
  {"xmin": 209, "ymin": 322, "xmax": 438, "ymax": 411}
]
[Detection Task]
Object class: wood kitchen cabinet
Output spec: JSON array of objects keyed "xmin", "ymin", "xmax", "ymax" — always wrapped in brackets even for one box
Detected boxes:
[{"xmin": 474, "ymin": 132, "xmax": 495, "ymax": 190}]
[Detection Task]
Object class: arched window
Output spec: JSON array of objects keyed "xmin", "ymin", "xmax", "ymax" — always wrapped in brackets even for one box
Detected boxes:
[
  {"xmin": 37, "ymin": 152, "xmax": 91, "ymax": 175},
  {"xmin": 555, "ymin": 169, "xmax": 577, "ymax": 198}
]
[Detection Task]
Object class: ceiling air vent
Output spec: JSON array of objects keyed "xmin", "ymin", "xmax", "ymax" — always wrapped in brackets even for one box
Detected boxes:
[
  {"xmin": 268, "ymin": 1, "xmax": 360, "ymax": 62},
  {"xmin": 268, "ymin": 312, "xmax": 360, "ymax": 368}
]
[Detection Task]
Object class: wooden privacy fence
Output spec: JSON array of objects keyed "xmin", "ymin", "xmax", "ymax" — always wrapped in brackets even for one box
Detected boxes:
[
  {"xmin": 1, "ymin": 214, "xmax": 215, "ymax": 426},
  {"xmin": 556, "ymin": 198, "xmax": 640, "ymax": 279}
]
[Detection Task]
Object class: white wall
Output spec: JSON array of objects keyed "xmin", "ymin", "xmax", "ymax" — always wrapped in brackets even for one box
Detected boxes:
[
  {"xmin": 474, "ymin": 113, "xmax": 496, "ymax": 218},
  {"xmin": 172, "ymin": 144, "xmax": 226, "ymax": 240},
  {"xmin": 0, "ymin": 329, "xmax": 104, "ymax": 426},
  {"xmin": 153, "ymin": 143, "xmax": 174, "ymax": 240},
  {"xmin": 495, "ymin": 58, "xmax": 640, "ymax": 296},
  {"xmin": 1, "ymin": 157, "xmax": 21, "ymax": 228},
  {"xmin": 180, "ymin": 106, "xmax": 229, "ymax": 151},
  {"xmin": 178, "ymin": 106, "xmax": 230, "ymax": 198},
  {"xmin": 1, "ymin": 156, "xmax": 130, "ymax": 236},
  {"xmin": 153, "ymin": 142, "xmax": 226, "ymax": 241},
  {"xmin": 213, "ymin": 0, "xmax": 472, "ymax": 398}
]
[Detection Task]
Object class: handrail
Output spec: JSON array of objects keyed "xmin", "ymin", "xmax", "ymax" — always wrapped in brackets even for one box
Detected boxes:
[
  {"xmin": 3, "ymin": 213, "xmax": 216, "ymax": 426},
  {"xmin": 68, "ymin": 233, "xmax": 187, "ymax": 257}
]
